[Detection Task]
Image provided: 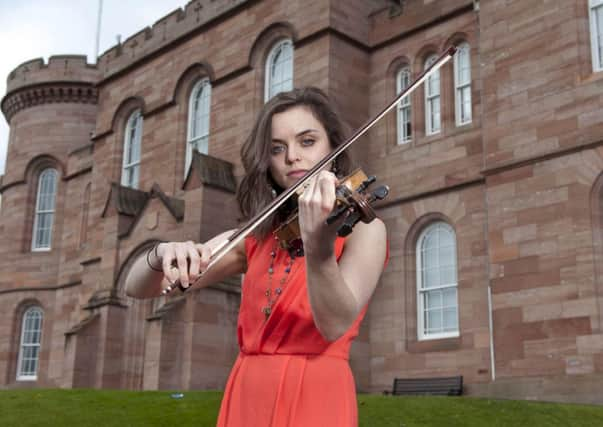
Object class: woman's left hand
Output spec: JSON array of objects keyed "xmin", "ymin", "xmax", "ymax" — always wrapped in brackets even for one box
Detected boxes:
[{"xmin": 297, "ymin": 170, "xmax": 342, "ymax": 259}]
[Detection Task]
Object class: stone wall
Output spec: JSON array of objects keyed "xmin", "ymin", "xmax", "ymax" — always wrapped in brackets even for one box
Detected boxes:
[{"xmin": 1, "ymin": 0, "xmax": 602, "ymax": 403}]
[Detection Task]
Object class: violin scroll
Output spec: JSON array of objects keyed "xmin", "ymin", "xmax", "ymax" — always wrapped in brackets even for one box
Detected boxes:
[
  {"xmin": 274, "ymin": 168, "xmax": 389, "ymax": 257},
  {"xmin": 326, "ymin": 170, "xmax": 389, "ymax": 236}
]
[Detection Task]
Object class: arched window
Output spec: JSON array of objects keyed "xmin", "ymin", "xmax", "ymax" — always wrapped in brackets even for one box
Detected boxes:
[
  {"xmin": 424, "ymin": 54, "xmax": 441, "ymax": 135},
  {"xmin": 454, "ymin": 42, "xmax": 472, "ymax": 126},
  {"xmin": 16, "ymin": 306, "xmax": 43, "ymax": 380},
  {"xmin": 416, "ymin": 222, "xmax": 459, "ymax": 340},
  {"xmin": 31, "ymin": 168, "xmax": 57, "ymax": 251},
  {"xmin": 121, "ymin": 110, "xmax": 143, "ymax": 189},
  {"xmin": 396, "ymin": 66, "xmax": 412, "ymax": 144},
  {"xmin": 265, "ymin": 39, "xmax": 293, "ymax": 102},
  {"xmin": 590, "ymin": 0, "xmax": 603, "ymax": 72},
  {"xmin": 185, "ymin": 78, "xmax": 212, "ymax": 176}
]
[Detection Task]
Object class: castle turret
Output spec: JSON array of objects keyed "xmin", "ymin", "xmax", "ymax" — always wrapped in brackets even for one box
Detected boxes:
[
  {"xmin": 1, "ymin": 55, "xmax": 100, "ymax": 180},
  {"xmin": 0, "ymin": 55, "xmax": 100, "ymax": 279}
]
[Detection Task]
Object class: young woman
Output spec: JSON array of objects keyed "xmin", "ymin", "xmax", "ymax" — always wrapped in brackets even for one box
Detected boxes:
[{"xmin": 125, "ymin": 87, "xmax": 387, "ymax": 426}]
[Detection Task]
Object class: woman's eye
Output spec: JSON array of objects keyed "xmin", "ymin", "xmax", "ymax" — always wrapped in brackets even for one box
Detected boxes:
[
  {"xmin": 301, "ymin": 138, "xmax": 315, "ymax": 146},
  {"xmin": 270, "ymin": 145, "xmax": 285, "ymax": 155}
]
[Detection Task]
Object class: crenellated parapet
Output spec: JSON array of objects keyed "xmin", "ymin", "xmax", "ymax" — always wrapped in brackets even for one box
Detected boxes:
[
  {"xmin": 2, "ymin": 0, "xmax": 251, "ymax": 119},
  {"xmin": 5, "ymin": 55, "xmax": 100, "ymax": 93},
  {"xmin": 96, "ymin": 0, "xmax": 249, "ymax": 82},
  {"xmin": 1, "ymin": 0, "xmax": 252, "ymax": 124},
  {"xmin": 1, "ymin": 55, "xmax": 100, "ymax": 123}
]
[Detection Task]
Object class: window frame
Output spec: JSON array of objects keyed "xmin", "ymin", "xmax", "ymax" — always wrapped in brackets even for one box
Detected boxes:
[
  {"xmin": 454, "ymin": 42, "xmax": 472, "ymax": 126},
  {"xmin": 264, "ymin": 39, "xmax": 294, "ymax": 102},
  {"xmin": 31, "ymin": 168, "xmax": 58, "ymax": 251},
  {"xmin": 424, "ymin": 55, "xmax": 441, "ymax": 136},
  {"xmin": 396, "ymin": 66, "xmax": 412, "ymax": 144},
  {"xmin": 185, "ymin": 78, "xmax": 212, "ymax": 177},
  {"xmin": 416, "ymin": 222, "xmax": 459, "ymax": 341},
  {"xmin": 121, "ymin": 109, "xmax": 143, "ymax": 189},
  {"xmin": 16, "ymin": 306, "xmax": 43, "ymax": 381},
  {"xmin": 591, "ymin": 0, "xmax": 603, "ymax": 72}
]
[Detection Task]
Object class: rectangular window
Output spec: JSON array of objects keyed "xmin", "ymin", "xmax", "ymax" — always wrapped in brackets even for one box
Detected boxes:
[
  {"xmin": 121, "ymin": 111, "xmax": 142, "ymax": 189},
  {"xmin": 32, "ymin": 169, "xmax": 57, "ymax": 251},
  {"xmin": 186, "ymin": 79, "xmax": 212, "ymax": 177},
  {"xmin": 590, "ymin": 0, "xmax": 603, "ymax": 71},
  {"xmin": 454, "ymin": 43, "xmax": 472, "ymax": 126},
  {"xmin": 265, "ymin": 40, "xmax": 294, "ymax": 102},
  {"xmin": 397, "ymin": 67, "xmax": 412, "ymax": 144},
  {"xmin": 416, "ymin": 222, "xmax": 459, "ymax": 340},
  {"xmin": 425, "ymin": 56, "xmax": 441, "ymax": 135},
  {"xmin": 17, "ymin": 308, "xmax": 43, "ymax": 380}
]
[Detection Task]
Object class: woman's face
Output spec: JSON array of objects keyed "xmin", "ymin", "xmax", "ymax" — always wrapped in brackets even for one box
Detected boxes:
[{"xmin": 268, "ymin": 105, "xmax": 331, "ymax": 189}]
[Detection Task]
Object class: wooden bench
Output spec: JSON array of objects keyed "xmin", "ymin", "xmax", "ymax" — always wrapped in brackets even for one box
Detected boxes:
[{"xmin": 384, "ymin": 376, "xmax": 463, "ymax": 396}]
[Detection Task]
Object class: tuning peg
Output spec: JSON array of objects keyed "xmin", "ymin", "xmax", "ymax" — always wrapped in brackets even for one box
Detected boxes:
[
  {"xmin": 369, "ymin": 185, "xmax": 389, "ymax": 202},
  {"xmin": 357, "ymin": 176, "xmax": 377, "ymax": 194}
]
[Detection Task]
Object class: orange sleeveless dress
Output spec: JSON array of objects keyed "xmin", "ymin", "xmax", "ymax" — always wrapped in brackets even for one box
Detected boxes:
[{"xmin": 216, "ymin": 236, "xmax": 369, "ymax": 427}]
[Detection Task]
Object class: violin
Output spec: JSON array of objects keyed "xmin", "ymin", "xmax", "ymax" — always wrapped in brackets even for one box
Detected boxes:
[
  {"xmin": 274, "ymin": 168, "xmax": 389, "ymax": 258},
  {"xmin": 162, "ymin": 46, "xmax": 456, "ymax": 294}
]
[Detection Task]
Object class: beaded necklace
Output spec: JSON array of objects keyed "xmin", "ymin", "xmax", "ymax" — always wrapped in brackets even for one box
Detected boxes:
[{"xmin": 262, "ymin": 239, "xmax": 296, "ymax": 320}]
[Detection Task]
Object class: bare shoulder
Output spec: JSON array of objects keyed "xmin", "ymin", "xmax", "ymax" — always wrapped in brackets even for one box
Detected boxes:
[
  {"xmin": 340, "ymin": 218, "xmax": 387, "ymax": 268},
  {"xmin": 345, "ymin": 218, "xmax": 387, "ymax": 249},
  {"xmin": 338, "ymin": 218, "xmax": 387, "ymax": 305}
]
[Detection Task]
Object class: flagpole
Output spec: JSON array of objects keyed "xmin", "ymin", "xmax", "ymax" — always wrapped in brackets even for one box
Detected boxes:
[{"xmin": 94, "ymin": 0, "xmax": 104, "ymax": 63}]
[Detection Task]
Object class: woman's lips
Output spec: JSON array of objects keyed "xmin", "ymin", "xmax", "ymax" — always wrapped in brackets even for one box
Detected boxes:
[{"xmin": 287, "ymin": 170, "xmax": 307, "ymax": 178}]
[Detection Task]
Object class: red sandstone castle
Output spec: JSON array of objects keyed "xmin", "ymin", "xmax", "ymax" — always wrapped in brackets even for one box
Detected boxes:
[{"xmin": 1, "ymin": 0, "xmax": 603, "ymax": 404}]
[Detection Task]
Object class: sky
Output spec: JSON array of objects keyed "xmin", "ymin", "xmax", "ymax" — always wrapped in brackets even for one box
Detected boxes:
[{"xmin": 0, "ymin": 0, "xmax": 188, "ymax": 175}]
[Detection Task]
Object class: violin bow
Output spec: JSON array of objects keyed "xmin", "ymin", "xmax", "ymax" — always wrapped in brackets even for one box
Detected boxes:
[{"xmin": 163, "ymin": 46, "xmax": 457, "ymax": 294}]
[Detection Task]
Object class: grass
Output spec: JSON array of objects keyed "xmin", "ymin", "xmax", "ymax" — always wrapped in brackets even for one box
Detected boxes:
[
  {"xmin": 1, "ymin": 389, "xmax": 602, "ymax": 426},
  {"xmin": 357, "ymin": 394, "xmax": 603, "ymax": 427}
]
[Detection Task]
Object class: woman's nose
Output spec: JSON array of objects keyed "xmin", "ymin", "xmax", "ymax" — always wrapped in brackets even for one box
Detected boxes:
[{"xmin": 285, "ymin": 145, "xmax": 300, "ymax": 164}]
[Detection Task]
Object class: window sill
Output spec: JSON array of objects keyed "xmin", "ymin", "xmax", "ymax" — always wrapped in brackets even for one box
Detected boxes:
[
  {"xmin": 31, "ymin": 248, "xmax": 51, "ymax": 253},
  {"xmin": 415, "ymin": 131, "xmax": 445, "ymax": 146},
  {"xmin": 406, "ymin": 335, "xmax": 461, "ymax": 353},
  {"xmin": 578, "ymin": 68, "xmax": 603, "ymax": 85},
  {"xmin": 454, "ymin": 120, "xmax": 473, "ymax": 129},
  {"xmin": 388, "ymin": 120, "xmax": 479, "ymax": 154},
  {"xmin": 391, "ymin": 140, "xmax": 413, "ymax": 152},
  {"xmin": 424, "ymin": 130, "xmax": 442, "ymax": 139}
]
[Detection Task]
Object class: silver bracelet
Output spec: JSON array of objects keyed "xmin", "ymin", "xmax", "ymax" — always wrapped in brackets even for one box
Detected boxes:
[{"xmin": 146, "ymin": 242, "xmax": 163, "ymax": 272}]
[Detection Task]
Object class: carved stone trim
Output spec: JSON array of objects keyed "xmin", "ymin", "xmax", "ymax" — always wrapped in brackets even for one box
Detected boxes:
[
  {"xmin": 0, "ymin": 280, "xmax": 82, "ymax": 295},
  {"xmin": 101, "ymin": 182, "xmax": 149, "ymax": 218},
  {"xmin": 184, "ymin": 150, "xmax": 237, "ymax": 193},
  {"xmin": 146, "ymin": 296, "xmax": 187, "ymax": 321},
  {"xmin": 1, "ymin": 81, "xmax": 98, "ymax": 123},
  {"xmin": 82, "ymin": 295, "xmax": 128, "ymax": 310},
  {"xmin": 64, "ymin": 313, "xmax": 100, "ymax": 336}
]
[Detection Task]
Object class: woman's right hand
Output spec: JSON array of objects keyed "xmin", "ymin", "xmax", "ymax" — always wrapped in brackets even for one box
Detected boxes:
[{"xmin": 156, "ymin": 241, "xmax": 213, "ymax": 292}]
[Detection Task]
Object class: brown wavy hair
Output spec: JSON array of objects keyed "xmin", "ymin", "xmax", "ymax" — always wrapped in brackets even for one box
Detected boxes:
[{"xmin": 237, "ymin": 87, "xmax": 353, "ymax": 239}]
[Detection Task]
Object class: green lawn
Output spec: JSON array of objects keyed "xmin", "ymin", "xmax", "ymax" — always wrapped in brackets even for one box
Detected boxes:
[{"xmin": 1, "ymin": 389, "xmax": 602, "ymax": 426}]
